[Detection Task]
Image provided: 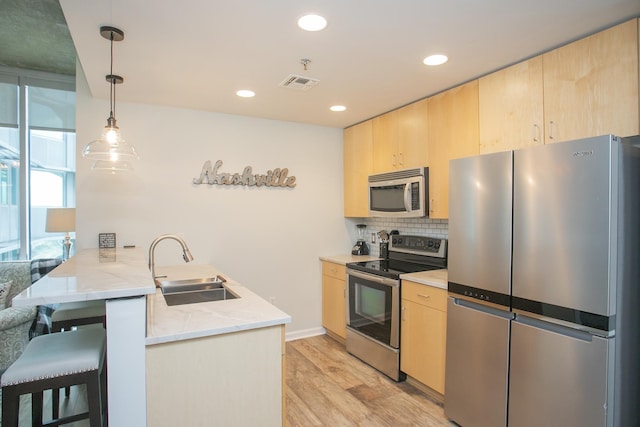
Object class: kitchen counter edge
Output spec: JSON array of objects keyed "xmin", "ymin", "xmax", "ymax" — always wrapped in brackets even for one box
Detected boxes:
[
  {"xmin": 319, "ymin": 254, "xmax": 380, "ymax": 265},
  {"xmin": 12, "ymin": 248, "xmax": 155, "ymax": 307},
  {"xmin": 400, "ymin": 269, "xmax": 448, "ymax": 289}
]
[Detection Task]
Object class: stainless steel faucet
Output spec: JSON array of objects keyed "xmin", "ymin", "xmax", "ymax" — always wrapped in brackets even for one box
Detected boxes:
[{"xmin": 148, "ymin": 234, "xmax": 194, "ymax": 283}]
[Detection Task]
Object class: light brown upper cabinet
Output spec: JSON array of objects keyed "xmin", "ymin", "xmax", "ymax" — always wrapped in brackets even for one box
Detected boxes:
[
  {"xmin": 479, "ymin": 57, "xmax": 544, "ymax": 154},
  {"xmin": 372, "ymin": 100, "xmax": 429, "ymax": 173},
  {"xmin": 427, "ymin": 81, "xmax": 480, "ymax": 219},
  {"xmin": 480, "ymin": 19, "xmax": 639, "ymax": 154},
  {"xmin": 396, "ymin": 100, "xmax": 429, "ymax": 170},
  {"xmin": 344, "ymin": 121, "xmax": 373, "ymax": 218},
  {"xmin": 542, "ymin": 19, "xmax": 639, "ymax": 143}
]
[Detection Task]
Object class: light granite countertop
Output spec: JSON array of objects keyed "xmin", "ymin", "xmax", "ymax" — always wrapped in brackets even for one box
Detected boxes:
[
  {"xmin": 12, "ymin": 248, "xmax": 156, "ymax": 307},
  {"xmin": 146, "ymin": 264, "xmax": 291, "ymax": 346},
  {"xmin": 319, "ymin": 254, "xmax": 380, "ymax": 265},
  {"xmin": 319, "ymin": 254, "xmax": 448, "ymax": 290},
  {"xmin": 401, "ymin": 269, "xmax": 448, "ymax": 289}
]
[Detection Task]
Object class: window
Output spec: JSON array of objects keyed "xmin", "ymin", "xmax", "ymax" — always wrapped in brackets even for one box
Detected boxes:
[{"xmin": 0, "ymin": 68, "xmax": 75, "ymax": 260}]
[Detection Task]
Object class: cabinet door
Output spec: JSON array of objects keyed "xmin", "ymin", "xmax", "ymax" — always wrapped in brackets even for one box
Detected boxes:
[
  {"xmin": 479, "ymin": 57, "xmax": 544, "ymax": 154},
  {"xmin": 344, "ymin": 121, "xmax": 373, "ymax": 217},
  {"xmin": 396, "ymin": 99, "xmax": 429, "ymax": 169},
  {"xmin": 543, "ymin": 19, "xmax": 639, "ymax": 143},
  {"xmin": 427, "ymin": 80, "xmax": 479, "ymax": 218},
  {"xmin": 322, "ymin": 263, "xmax": 346, "ymax": 339},
  {"xmin": 372, "ymin": 112, "xmax": 398, "ymax": 173},
  {"xmin": 400, "ymin": 299, "xmax": 447, "ymax": 394}
]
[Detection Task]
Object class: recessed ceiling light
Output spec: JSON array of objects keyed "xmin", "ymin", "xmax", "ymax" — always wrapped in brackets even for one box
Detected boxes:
[
  {"xmin": 236, "ymin": 90, "xmax": 255, "ymax": 98},
  {"xmin": 423, "ymin": 54, "xmax": 448, "ymax": 66},
  {"xmin": 298, "ymin": 14, "xmax": 327, "ymax": 31},
  {"xmin": 330, "ymin": 105, "xmax": 346, "ymax": 112}
]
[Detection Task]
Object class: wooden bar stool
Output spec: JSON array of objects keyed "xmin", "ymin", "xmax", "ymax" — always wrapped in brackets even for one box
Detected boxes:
[{"xmin": 1, "ymin": 328, "xmax": 107, "ymax": 427}]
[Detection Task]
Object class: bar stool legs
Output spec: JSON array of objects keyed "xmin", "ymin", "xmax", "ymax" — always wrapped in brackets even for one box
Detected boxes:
[{"xmin": 0, "ymin": 328, "xmax": 107, "ymax": 427}]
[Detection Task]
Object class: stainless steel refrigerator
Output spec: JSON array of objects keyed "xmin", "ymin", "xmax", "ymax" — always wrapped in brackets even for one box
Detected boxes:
[{"xmin": 445, "ymin": 135, "xmax": 640, "ymax": 427}]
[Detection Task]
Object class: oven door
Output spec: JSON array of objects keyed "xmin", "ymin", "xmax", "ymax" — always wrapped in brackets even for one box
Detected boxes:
[{"xmin": 346, "ymin": 269, "xmax": 400, "ymax": 348}]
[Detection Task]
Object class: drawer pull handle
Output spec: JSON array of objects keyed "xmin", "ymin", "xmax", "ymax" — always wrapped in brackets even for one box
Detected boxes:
[{"xmin": 418, "ymin": 294, "xmax": 431, "ymax": 299}]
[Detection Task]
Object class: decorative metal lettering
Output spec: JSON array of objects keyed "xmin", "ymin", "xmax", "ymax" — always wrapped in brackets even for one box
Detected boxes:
[{"xmin": 193, "ymin": 160, "xmax": 297, "ymax": 188}]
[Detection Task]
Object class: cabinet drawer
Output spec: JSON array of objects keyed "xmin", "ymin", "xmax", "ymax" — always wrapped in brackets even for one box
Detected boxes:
[
  {"xmin": 322, "ymin": 262, "xmax": 346, "ymax": 280},
  {"xmin": 402, "ymin": 280, "xmax": 447, "ymax": 311}
]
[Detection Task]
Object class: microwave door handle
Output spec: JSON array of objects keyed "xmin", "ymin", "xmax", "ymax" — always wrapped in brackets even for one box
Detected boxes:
[{"xmin": 403, "ymin": 183, "xmax": 411, "ymax": 212}]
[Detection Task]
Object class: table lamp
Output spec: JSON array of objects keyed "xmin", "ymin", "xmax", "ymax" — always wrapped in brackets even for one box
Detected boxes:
[{"xmin": 46, "ymin": 208, "xmax": 76, "ymax": 261}]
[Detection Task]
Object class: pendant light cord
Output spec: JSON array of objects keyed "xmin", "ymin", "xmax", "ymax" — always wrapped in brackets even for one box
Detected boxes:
[{"xmin": 109, "ymin": 31, "xmax": 115, "ymax": 120}]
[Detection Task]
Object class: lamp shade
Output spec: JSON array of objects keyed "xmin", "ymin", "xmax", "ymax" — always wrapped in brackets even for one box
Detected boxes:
[
  {"xmin": 82, "ymin": 134, "xmax": 139, "ymax": 161},
  {"xmin": 45, "ymin": 208, "xmax": 76, "ymax": 233}
]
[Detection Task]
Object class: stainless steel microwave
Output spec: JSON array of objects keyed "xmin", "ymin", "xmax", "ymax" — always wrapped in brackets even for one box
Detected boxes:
[{"xmin": 368, "ymin": 167, "xmax": 428, "ymax": 218}]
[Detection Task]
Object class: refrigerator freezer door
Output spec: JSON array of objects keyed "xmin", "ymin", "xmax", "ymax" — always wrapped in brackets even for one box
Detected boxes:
[
  {"xmin": 509, "ymin": 317, "xmax": 610, "ymax": 427},
  {"xmin": 444, "ymin": 298, "xmax": 511, "ymax": 427},
  {"xmin": 448, "ymin": 151, "xmax": 513, "ymax": 303},
  {"xmin": 513, "ymin": 135, "xmax": 615, "ymax": 317}
]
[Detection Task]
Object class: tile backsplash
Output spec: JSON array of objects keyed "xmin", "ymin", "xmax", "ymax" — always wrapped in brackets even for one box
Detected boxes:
[{"xmin": 360, "ymin": 218, "xmax": 448, "ymax": 256}]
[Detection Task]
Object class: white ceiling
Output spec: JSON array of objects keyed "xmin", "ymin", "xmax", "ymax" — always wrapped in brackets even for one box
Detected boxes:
[{"xmin": 60, "ymin": 0, "xmax": 640, "ymax": 129}]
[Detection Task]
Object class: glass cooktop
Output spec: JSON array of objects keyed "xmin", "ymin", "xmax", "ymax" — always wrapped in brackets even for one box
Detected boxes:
[{"xmin": 346, "ymin": 259, "xmax": 442, "ymax": 280}]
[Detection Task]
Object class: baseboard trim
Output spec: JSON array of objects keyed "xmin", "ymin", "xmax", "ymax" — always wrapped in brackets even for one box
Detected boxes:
[
  {"xmin": 405, "ymin": 376, "xmax": 444, "ymax": 405},
  {"xmin": 324, "ymin": 329, "xmax": 346, "ymax": 345},
  {"xmin": 285, "ymin": 327, "xmax": 326, "ymax": 342}
]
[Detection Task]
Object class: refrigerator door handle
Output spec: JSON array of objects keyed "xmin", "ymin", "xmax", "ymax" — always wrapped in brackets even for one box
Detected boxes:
[
  {"xmin": 514, "ymin": 313, "xmax": 594, "ymax": 342},
  {"xmin": 453, "ymin": 297, "xmax": 514, "ymax": 320}
]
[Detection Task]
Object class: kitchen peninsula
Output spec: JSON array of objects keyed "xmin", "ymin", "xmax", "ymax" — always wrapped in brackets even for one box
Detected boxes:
[
  {"xmin": 12, "ymin": 248, "xmax": 154, "ymax": 426},
  {"xmin": 12, "ymin": 248, "xmax": 291, "ymax": 427},
  {"xmin": 146, "ymin": 264, "xmax": 291, "ymax": 427}
]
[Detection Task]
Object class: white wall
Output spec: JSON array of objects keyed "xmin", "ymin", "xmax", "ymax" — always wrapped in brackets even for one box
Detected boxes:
[{"xmin": 74, "ymin": 65, "xmax": 352, "ymax": 335}]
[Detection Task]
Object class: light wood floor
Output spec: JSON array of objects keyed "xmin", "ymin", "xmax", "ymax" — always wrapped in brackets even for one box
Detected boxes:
[
  {"xmin": 8, "ymin": 334, "xmax": 454, "ymax": 426},
  {"xmin": 4, "ymin": 386, "xmax": 91, "ymax": 427},
  {"xmin": 286, "ymin": 334, "xmax": 455, "ymax": 427}
]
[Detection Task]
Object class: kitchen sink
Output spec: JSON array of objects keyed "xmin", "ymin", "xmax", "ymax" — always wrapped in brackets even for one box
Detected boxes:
[{"xmin": 157, "ymin": 277, "xmax": 239, "ymax": 306}]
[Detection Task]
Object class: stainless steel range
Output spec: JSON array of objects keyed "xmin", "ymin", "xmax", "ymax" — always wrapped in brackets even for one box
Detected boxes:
[{"xmin": 345, "ymin": 235, "xmax": 447, "ymax": 381}]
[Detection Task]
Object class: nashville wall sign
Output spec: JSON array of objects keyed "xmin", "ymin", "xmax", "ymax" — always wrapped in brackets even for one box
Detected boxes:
[{"xmin": 193, "ymin": 160, "xmax": 297, "ymax": 188}]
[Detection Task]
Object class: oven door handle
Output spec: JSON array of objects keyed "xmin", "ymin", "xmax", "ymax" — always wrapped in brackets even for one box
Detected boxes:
[{"xmin": 346, "ymin": 269, "xmax": 400, "ymax": 287}]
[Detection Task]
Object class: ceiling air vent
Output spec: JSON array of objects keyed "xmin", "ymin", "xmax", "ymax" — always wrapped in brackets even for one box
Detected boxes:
[{"xmin": 279, "ymin": 74, "xmax": 319, "ymax": 91}]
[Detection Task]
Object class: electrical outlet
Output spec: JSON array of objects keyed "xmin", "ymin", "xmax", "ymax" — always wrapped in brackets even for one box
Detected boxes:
[{"xmin": 371, "ymin": 233, "xmax": 376, "ymax": 244}]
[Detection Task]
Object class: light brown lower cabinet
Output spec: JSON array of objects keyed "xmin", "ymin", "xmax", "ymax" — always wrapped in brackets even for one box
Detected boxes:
[
  {"xmin": 400, "ymin": 280, "xmax": 447, "ymax": 395},
  {"xmin": 146, "ymin": 325, "xmax": 285, "ymax": 427},
  {"xmin": 321, "ymin": 261, "xmax": 347, "ymax": 341}
]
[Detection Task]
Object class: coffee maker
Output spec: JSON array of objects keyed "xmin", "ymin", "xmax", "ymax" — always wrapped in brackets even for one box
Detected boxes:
[{"xmin": 351, "ymin": 224, "xmax": 370, "ymax": 255}]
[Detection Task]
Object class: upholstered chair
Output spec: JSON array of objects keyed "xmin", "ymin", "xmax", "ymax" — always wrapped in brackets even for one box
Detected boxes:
[{"xmin": 0, "ymin": 261, "xmax": 36, "ymax": 375}]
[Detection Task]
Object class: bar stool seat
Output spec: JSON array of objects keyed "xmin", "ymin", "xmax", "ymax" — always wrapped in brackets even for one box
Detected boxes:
[
  {"xmin": 1, "ymin": 328, "xmax": 107, "ymax": 427},
  {"xmin": 51, "ymin": 300, "xmax": 106, "ymax": 332}
]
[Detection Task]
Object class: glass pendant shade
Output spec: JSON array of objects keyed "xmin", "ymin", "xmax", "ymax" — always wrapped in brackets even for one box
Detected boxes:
[
  {"xmin": 91, "ymin": 159, "xmax": 134, "ymax": 173},
  {"xmin": 83, "ymin": 117, "xmax": 138, "ymax": 161}
]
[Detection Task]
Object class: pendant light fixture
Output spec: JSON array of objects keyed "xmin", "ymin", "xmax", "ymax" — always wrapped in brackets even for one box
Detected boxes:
[{"xmin": 83, "ymin": 26, "xmax": 138, "ymax": 170}]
